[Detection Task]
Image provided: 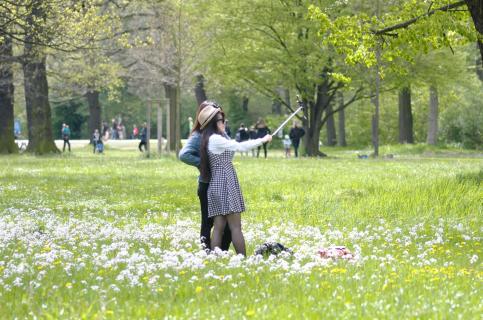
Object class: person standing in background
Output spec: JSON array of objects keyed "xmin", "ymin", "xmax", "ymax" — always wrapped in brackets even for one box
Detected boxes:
[
  {"xmin": 62, "ymin": 124, "xmax": 71, "ymax": 152},
  {"xmin": 111, "ymin": 118, "xmax": 118, "ymax": 140},
  {"xmin": 289, "ymin": 121, "xmax": 305, "ymax": 158},
  {"xmin": 255, "ymin": 118, "xmax": 270, "ymax": 159},
  {"xmin": 236, "ymin": 123, "xmax": 250, "ymax": 156},
  {"xmin": 283, "ymin": 134, "xmax": 292, "ymax": 158},
  {"xmin": 138, "ymin": 122, "xmax": 147, "ymax": 152}
]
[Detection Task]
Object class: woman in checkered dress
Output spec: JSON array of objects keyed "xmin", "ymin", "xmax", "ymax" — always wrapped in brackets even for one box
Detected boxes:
[{"xmin": 198, "ymin": 106, "xmax": 272, "ymax": 256}]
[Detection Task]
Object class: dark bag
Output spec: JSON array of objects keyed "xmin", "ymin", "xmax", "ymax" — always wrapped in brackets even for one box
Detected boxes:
[{"xmin": 255, "ymin": 242, "xmax": 293, "ymax": 257}]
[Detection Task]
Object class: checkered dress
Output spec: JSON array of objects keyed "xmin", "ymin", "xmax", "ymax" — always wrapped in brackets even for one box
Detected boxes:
[{"xmin": 207, "ymin": 149, "xmax": 245, "ymax": 218}]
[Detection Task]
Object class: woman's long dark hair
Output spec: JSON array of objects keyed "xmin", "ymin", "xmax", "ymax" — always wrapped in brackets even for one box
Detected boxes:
[{"xmin": 200, "ymin": 110, "xmax": 224, "ymax": 181}]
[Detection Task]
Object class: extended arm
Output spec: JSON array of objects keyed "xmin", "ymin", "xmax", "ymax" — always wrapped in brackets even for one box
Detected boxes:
[{"xmin": 209, "ymin": 134, "xmax": 269, "ymax": 154}]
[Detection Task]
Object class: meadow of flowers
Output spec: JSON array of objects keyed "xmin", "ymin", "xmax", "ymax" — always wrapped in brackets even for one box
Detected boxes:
[{"xmin": 0, "ymin": 147, "xmax": 481, "ymax": 318}]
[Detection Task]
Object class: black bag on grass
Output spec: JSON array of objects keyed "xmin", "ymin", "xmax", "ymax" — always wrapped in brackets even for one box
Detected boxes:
[{"xmin": 255, "ymin": 242, "xmax": 293, "ymax": 257}]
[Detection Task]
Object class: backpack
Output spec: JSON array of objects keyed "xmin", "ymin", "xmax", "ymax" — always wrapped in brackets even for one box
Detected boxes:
[{"xmin": 96, "ymin": 143, "xmax": 104, "ymax": 153}]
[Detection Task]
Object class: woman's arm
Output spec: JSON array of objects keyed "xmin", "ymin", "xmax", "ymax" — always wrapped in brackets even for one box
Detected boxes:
[
  {"xmin": 179, "ymin": 132, "xmax": 201, "ymax": 167},
  {"xmin": 209, "ymin": 134, "xmax": 270, "ymax": 154}
]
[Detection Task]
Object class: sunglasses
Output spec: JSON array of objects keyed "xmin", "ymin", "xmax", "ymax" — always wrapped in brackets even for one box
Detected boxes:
[{"xmin": 206, "ymin": 101, "xmax": 221, "ymax": 109}]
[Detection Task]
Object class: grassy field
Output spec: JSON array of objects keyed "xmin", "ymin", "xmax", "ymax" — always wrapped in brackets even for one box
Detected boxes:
[{"xmin": 0, "ymin": 145, "xmax": 481, "ymax": 319}]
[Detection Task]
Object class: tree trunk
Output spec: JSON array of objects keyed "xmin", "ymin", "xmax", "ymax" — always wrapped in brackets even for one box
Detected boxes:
[
  {"xmin": 175, "ymin": 80, "xmax": 181, "ymax": 156},
  {"xmin": 0, "ymin": 35, "xmax": 18, "ymax": 154},
  {"xmin": 465, "ymin": 0, "xmax": 483, "ymax": 66},
  {"xmin": 194, "ymin": 74, "xmax": 207, "ymax": 106},
  {"xmin": 337, "ymin": 92, "xmax": 347, "ymax": 147},
  {"xmin": 271, "ymin": 99, "xmax": 281, "ymax": 114},
  {"xmin": 427, "ymin": 85, "xmax": 439, "ymax": 145},
  {"xmin": 242, "ymin": 96, "xmax": 249, "ymax": 112},
  {"xmin": 164, "ymin": 83, "xmax": 178, "ymax": 152},
  {"xmin": 475, "ymin": 42, "xmax": 483, "ymax": 82},
  {"xmin": 281, "ymin": 87, "xmax": 290, "ymax": 109},
  {"xmin": 23, "ymin": 0, "xmax": 58, "ymax": 154},
  {"xmin": 372, "ymin": 44, "xmax": 381, "ymax": 157},
  {"xmin": 325, "ymin": 103, "xmax": 337, "ymax": 146},
  {"xmin": 303, "ymin": 74, "xmax": 330, "ymax": 157},
  {"xmin": 23, "ymin": 55, "xmax": 58, "ymax": 154},
  {"xmin": 86, "ymin": 90, "xmax": 101, "ymax": 137},
  {"xmin": 398, "ymin": 86, "xmax": 414, "ymax": 144},
  {"xmin": 273, "ymin": 87, "xmax": 290, "ymax": 114}
]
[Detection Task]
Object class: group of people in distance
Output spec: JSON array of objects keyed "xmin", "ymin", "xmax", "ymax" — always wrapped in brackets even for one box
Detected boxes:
[
  {"xmin": 234, "ymin": 120, "xmax": 271, "ymax": 158},
  {"xmin": 234, "ymin": 118, "xmax": 305, "ymax": 159},
  {"xmin": 90, "ymin": 122, "xmax": 148, "ymax": 154},
  {"xmin": 181, "ymin": 101, "xmax": 307, "ymax": 256}
]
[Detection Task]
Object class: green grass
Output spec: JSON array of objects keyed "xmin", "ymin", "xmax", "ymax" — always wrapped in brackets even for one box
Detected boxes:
[{"xmin": 0, "ymin": 147, "xmax": 481, "ymax": 319}]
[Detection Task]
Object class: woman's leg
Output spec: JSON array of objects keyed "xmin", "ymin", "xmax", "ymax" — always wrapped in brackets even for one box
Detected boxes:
[
  {"xmin": 211, "ymin": 215, "xmax": 227, "ymax": 251},
  {"xmin": 263, "ymin": 142, "xmax": 267, "ymax": 158},
  {"xmin": 257, "ymin": 146, "xmax": 261, "ymax": 158},
  {"xmin": 198, "ymin": 182, "xmax": 212, "ymax": 250},
  {"xmin": 220, "ymin": 224, "xmax": 232, "ymax": 251},
  {"xmin": 226, "ymin": 213, "xmax": 246, "ymax": 256}
]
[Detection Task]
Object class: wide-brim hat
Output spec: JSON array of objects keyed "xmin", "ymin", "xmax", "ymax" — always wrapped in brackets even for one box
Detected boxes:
[{"xmin": 198, "ymin": 105, "xmax": 221, "ymax": 129}]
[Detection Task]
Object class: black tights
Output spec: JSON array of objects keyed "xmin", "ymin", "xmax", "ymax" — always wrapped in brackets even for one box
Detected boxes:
[
  {"xmin": 257, "ymin": 142, "xmax": 268, "ymax": 158},
  {"xmin": 198, "ymin": 182, "xmax": 232, "ymax": 251},
  {"xmin": 293, "ymin": 141, "xmax": 300, "ymax": 157},
  {"xmin": 138, "ymin": 141, "xmax": 146, "ymax": 152}
]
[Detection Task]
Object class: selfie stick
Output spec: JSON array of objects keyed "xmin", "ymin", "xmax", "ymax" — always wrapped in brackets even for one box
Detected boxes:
[{"xmin": 271, "ymin": 96, "xmax": 305, "ymax": 137}]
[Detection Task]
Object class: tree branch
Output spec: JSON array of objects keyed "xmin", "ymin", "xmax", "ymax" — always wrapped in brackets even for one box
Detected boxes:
[
  {"xmin": 373, "ymin": 0, "xmax": 466, "ymax": 35},
  {"xmin": 320, "ymin": 87, "xmax": 364, "ymax": 126}
]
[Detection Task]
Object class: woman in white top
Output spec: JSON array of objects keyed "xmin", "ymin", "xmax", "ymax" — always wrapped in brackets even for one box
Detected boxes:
[{"xmin": 198, "ymin": 105, "xmax": 272, "ymax": 256}]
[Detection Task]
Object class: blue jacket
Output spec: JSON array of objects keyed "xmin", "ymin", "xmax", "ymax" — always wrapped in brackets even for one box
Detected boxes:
[{"xmin": 179, "ymin": 131, "xmax": 208, "ymax": 183}]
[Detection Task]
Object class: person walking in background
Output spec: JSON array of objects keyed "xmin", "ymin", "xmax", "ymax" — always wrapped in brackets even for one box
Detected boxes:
[
  {"xmin": 62, "ymin": 123, "xmax": 71, "ymax": 152},
  {"xmin": 138, "ymin": 122, "xmax": 147, "ymax": 152},
  {"xmin": 255, "ymin": 118, "xmax": 270, "ymax": 158},
  {"xmin": 102, "ymin": 121, "xmax": 109, "ymax": 137},
  {"xmin": 111, "ymin": 118, "xmax": 118, "ymax": 140},
  {"xmin": 236, "ymin": 123, "xmax": 250, "ymax": 156},
  {"xmin": 283, "ymin": 134, "xmax": 292, "ymax": 158},
  {"xmin": 179, "ymin": 101, "xmax": 232, "ymax": 251},
  {"xmin": 118, "ymin": 123, "xmax": 126, "ymax": 140},
  {"xmin": 289, "ymin": 121, "xmax": 305, "ymax": 158},
  {"xmin": 92, "ymin": 129, "xmax": 103, "ymax": 154},
  {"xmin": 248, "ymin": 125, "xmax": 257, "ymax": 157},
  {"xmin": 197, "ymin": 104, "xmax": 272, "ymax": 255},
  {"xmin": 132, "ymin": 125, "xmax": 139, "ymax": 139}
]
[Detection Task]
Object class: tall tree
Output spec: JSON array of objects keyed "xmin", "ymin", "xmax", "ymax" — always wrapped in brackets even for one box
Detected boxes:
[
  {"xmin": 23, "ymin": 0, "xmax": 58, "ymax": 154},
  {"xmin": 427, "ymin": 85, "xmax": 439, "ymax": 145},
  {"xmin": 325, "ymin": 103, "xmax": 337, "ymax": 146},
  {"xmin": 199, "ymin": 0, "xmax": 364, "ymax": 156},
  {"xmin": 0, "ymin": 35, "xmax": 17, "ymax": 153},
  {"xmin": 0, "ymin": 0, "xmax": 120, "ymax": 153},
  {"xmin": 337, "ymin": 92, "xmax": 347, "ymax": 147},
  {"xmin": 398, "ymin": 86, "xmax": 413, "ymax": 144},
  {"xmin": 194, "ymin": 74, "xmax": 207, "ymax": 105}
]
